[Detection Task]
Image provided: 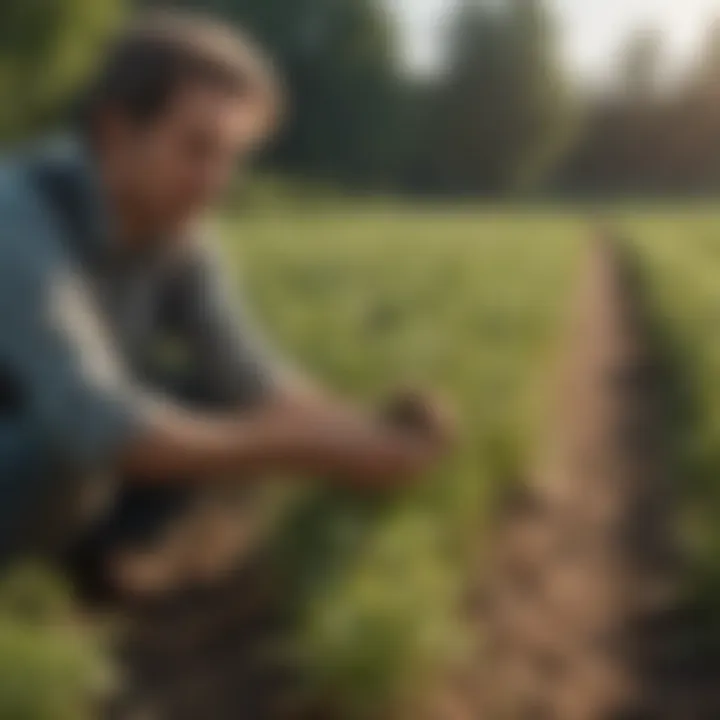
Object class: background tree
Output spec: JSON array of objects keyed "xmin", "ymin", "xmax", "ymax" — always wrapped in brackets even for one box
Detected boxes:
[
  {"xmin": 689, "ymin": 19, "xmax": 720, "ymax": 90},
  {"xmin": 428, "ymin": 0, "xmax": 574, "ymax": 195},
  {"xmin": 145, "ymin": 0, "xmax": 407, "ymax": 188},
  {"xmin": 0, "ymin": 0, "xmax": 124, "ymax": 143},
  {"xmin": 504, "ymin": 0, "xmax": 576, "ymax": 188},
  {"xmin": 428, "ymin": 2, "xmax": 511, "ymax": 193},
  {"xmin": 618, "ymin": 27, "xmax": 664, "ymax": 100},
  {"xmin": 680, "ymin": 19, "xmax": 720, "ymax": 189}
]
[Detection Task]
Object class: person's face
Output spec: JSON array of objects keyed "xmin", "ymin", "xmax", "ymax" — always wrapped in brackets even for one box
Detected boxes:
[{"xmin": 106, "ymin": 82, "xmax": 270, "ymax": 237}]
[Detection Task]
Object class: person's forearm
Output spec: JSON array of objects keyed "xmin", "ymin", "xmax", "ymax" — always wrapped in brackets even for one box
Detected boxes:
[
  {"xmin": 119, "ymin": 411, "xmax": 268, "ymax": 480},
  {"xmin": 118, "ymin": 404, "xmax": 426, "ymax": 486}
]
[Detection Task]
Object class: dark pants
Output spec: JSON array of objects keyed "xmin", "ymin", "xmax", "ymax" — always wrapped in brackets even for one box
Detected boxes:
[
  {"xmin": 64, "ymin": 480, "xmax": 197, "ymax": 601},
  {"xmin": 1, "ymin": 360, "xmax": 268, "ymax": 601},
  {"xmin": 0, "ymin": 423, "xmax": 188, "ymax": 558},
  {"xmin": 66, "ymin": 376, "xmax": 221, "ymax": 600},
  {"xmin": 0, "ymin": 372, "xmax": 225, "ymax": 599}
]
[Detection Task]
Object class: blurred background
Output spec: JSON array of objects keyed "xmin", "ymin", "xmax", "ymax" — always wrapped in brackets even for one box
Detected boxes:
[
  {"xmin": 7, "ymin": 0, "xmax": 720, "ymax": 197},
  {"xmin": 6, "ymin": 1, "xmax": 720, "ymax": 719}
]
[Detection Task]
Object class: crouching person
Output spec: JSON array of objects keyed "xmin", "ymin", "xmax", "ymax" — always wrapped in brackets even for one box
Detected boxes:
[{"xmin": 0, "ymin": 12, "xmax": 452, "ymax": 598}]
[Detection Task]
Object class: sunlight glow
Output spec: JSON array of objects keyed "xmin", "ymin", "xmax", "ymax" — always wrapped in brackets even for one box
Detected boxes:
[{"xmin": 392, "ymin": 0, "xmax": 720, "ymax": 82}]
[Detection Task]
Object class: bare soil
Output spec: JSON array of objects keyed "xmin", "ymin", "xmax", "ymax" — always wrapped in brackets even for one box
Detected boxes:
[{"xmin": 429, "ymin": 236, "xmax": 720, "ymax": 720}]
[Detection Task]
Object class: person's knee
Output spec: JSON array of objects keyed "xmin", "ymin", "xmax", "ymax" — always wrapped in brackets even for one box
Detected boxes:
[{"xmin": 30, "ymin": 467, "xmax": 117, "ymax": 559}]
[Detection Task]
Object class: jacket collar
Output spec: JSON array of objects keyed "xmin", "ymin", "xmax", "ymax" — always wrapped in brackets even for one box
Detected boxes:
[{"xmin": 28, "ymin": 134, "xmax": 116, "ymax": 270}]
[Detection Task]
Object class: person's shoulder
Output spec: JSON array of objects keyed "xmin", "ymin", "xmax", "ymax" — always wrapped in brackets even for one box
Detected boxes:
[
  {"xmin": 0, "ymin": 142, "xmax": 69, "ymax": 264},
  {"xmin": 0, "ymin": 153, "xmax": 34, "ymax": 212},
  {"xmin": 0, "ymin": 134, "xmax": 81, "ymax": 199},
  {"xmin": 0, "ymin": 137, "xmax": 70, "ymax": 217}
]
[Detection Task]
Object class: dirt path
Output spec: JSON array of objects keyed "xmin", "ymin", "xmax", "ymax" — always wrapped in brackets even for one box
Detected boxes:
[
  {"xmin": 415, "ymin": 235, "xmax": 720, "ymax": 720},
  {"xmin": 453, "ymin": 235, "xmax": 719, "ymax": 720}
]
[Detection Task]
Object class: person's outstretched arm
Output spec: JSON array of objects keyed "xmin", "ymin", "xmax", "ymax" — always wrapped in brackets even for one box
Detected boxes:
[
  {"xmin": 120, "ymin": 395, "xmax": 443, "ymax": 487},
  {"xmin": 1, "ymin": 194, "xmax": 446, "ymax": 489},
  {"xmin": 144, "ymin": 241, "xmax": 452, "ymax": 486},
  {"xmin": 2, "ymin": 247, "xmax": 440, "ymax": 489}
]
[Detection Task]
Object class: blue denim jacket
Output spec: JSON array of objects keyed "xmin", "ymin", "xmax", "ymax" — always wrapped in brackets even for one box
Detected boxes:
[{"xmin": 0, "ymin": 137, "xmax": 280, "ymax": 552}]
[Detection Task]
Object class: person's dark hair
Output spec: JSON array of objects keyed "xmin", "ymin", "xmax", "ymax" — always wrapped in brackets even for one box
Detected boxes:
[{"xmin": 77, "ymin": 11, "xmax": 282, "ymax": 138}]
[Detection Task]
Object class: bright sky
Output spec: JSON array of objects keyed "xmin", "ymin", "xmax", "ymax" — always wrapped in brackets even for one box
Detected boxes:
[{"xmin": 389, "ymin": 0, "xmax": 720, "ymax": 83}]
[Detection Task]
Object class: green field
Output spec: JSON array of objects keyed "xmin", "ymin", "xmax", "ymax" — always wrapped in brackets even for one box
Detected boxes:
[
  {"xmin": 0, "ymin": 207, "xmax": 585, "ymax": 719},
  {"xmin": 17, "ymin": 205, "xmax": 720, "ymax": 718},
  {"xmin": 624, "ymin": 209, "xmax": 720, "ymax": 601},
  {"xmin": 223, "ymin": 208, "xmax": 584, "ymax": 713}
]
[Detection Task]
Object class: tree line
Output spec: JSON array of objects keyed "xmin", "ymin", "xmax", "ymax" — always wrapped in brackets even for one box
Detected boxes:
[{"xmin": 3, "ymin": 0, "xmax": 720, "ymax": 197}]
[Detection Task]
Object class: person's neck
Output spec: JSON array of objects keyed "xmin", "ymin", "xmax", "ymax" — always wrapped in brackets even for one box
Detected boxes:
[{"xmin": 96, "ymin": 151, "xmax": 157, "ymax": 254}]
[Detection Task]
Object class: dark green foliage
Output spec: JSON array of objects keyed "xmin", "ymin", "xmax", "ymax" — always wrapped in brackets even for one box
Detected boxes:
[
  {"xmin": 0, "ymin": 565, "xmax": 110, "ymax": 720},
  {"xmin": 143, "ymin": 0, "xmax": 408, "ymax": 188},
  {"xmin": 0, "ymin": 0, "xmax": 123, "ymax": 143},
  {"xmin": 426, "ymin": 0, "xmax": 575, "ymax": 194}
]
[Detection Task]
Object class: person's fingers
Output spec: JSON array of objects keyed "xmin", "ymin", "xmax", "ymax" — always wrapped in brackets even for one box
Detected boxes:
[{"xmin": 384, "ymin": 389, "xmax": 458, "ymax": 449}]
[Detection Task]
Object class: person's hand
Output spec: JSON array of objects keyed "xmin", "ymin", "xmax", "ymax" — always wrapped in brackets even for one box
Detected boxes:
[
  {"xmin": 244, "ymin": 385, "xmax": 458, "ymax": 491},
  {"xmin": 381, "ymin": 388, "xmax": 458, "ymax": 453},
  {"xmin": 343, "ymin": 389, "xmax": 457, "ymax": 491},
  {"xmin": 315, "ymin": 390, "xmax": 458, "ymax": 491}
]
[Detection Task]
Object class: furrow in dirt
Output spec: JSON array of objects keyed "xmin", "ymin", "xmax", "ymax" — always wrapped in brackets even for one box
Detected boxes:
[{"xmin": 446, "ymin": 234, "xmax": 720, "ymax": 720}]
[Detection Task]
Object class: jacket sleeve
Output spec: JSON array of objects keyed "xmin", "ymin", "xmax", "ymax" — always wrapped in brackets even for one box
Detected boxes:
[
  {"xmin": 0, "ymin": 175, "xmax": 155, "ymax": 472},
  {"xmin": 165, "ymin": 241, "xmax": 287, "ymax": 409}
]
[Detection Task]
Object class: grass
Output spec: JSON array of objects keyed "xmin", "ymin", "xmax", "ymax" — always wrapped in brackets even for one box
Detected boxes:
[
  {"xmin": 622, "ymin": 208, "xmax": 720, "ymax": 602},
  {"xmin": 221, "ymin": 207, "xmax": 583, "ymax": 714},
  {"xmin": 0, "ymin": 565, "xmax": 110, "ymax": 720}
]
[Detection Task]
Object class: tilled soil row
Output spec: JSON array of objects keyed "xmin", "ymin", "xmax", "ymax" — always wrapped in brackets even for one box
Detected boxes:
[{"xmin": 458, "ymin": 235, "xmax": 720, "ymax": 720}]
